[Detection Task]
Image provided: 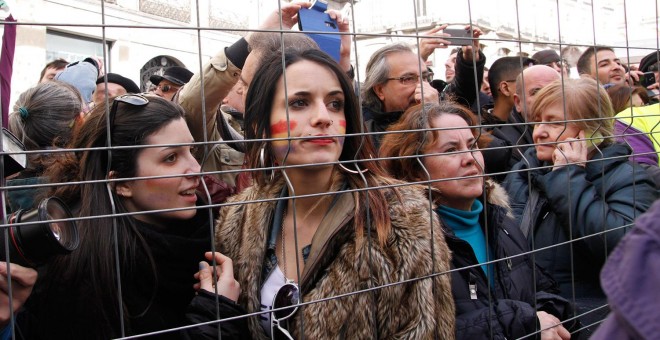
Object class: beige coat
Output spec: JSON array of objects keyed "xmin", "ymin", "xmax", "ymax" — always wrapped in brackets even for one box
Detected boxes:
[
  {"xmin": 177, "ymin": 48, "xmax": 244, "ymax": 188},
  {"xmin": 216, "ymin": 177, "xmax": 455, "ymax": 339}
]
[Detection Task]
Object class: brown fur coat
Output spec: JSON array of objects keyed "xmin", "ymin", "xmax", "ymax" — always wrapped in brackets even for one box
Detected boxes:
[{"xmin": 215, "ymin": 176, "xmax": 455, "ymax": 339}]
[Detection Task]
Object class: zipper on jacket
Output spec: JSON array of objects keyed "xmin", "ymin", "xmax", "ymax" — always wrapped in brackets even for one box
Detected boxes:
[{"xmin": 469, "ymin": 273, "xmax": 478, "ymax": 300}]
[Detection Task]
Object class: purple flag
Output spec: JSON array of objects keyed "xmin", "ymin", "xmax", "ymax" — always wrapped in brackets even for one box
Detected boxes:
[{"xmin": 1, "ymin": 14, "xmax": 16, "ymax": 128}]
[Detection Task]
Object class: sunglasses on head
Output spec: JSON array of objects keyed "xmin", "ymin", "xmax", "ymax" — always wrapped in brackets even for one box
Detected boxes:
[
  {"xmin": 109, "ymin": 94, "xmax": 149, "ymax": 142},
  {"xmin": 271, "ymin": 281, "xmax": 300, "ymax": 340}
]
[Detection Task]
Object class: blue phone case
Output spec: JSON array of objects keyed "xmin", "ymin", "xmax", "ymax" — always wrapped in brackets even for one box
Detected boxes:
[{"xmin": 298, "ymin": 1, "xmax": 341, "ymax": 62}]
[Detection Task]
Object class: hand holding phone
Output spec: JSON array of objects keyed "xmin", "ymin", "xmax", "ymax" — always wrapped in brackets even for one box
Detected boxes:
[
  {"xmin": 552, "ymin": 130, "xmax": 589, "ymax": 170},
  {"xmin": 443, "ymin": 28, "xmax": 473, "ymax": 47},
  {"xmin": 298, "ymin": 1, "xmax": 341, "ymax": 61}
]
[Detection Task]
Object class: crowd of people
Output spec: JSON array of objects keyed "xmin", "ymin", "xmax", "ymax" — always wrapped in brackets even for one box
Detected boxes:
[{"xmin": 1, "ymin": 1, "xmax": 660, "ymax": 339}]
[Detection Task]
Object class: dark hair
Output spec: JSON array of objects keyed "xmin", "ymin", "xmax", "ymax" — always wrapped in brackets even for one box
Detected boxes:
[
  {"xmin": 488, "ymin": 56, "xmax": 536, "ymax": 100},
  {"xmin": 248, "ymin": 31, "xmax": 319, "ymax": 57},
  {"xmin": 244, "ymin": 48, "xmax": 394, "ymax": 246},
  {"xmin": 380, "ymin": 102, "xmax": 489, "ymax": 188},
  {"xmin": 9, "ymin": 81, "xmax": 83, "ymax": 173},
  {"xmin": 606, "ymin": 84, "xmax": 649, "ymax": 113},
  {"xmin": 39, "ymin": 58, "xmax": 68, "ymax": 81},
  {"xmin": 577, "ymin": 46, "xmax": 615, "ymax": 76},
  {"xmin": 39, "ymin": 95, "xmax": 186, "ymax": 338}
]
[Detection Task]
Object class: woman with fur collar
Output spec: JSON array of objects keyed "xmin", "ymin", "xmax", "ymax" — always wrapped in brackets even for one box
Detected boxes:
[
  {"xmin": 380, "ymin": 102, "xmax": 576, "ymax": 339},
  {"xmin": 210, "ymin": 49, "xmax": 455, "ymax": 339}
]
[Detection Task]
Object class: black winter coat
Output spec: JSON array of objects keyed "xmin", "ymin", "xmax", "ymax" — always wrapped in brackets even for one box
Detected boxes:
[
  {"xmin": 13, "ymin": 205, "xmax": 248, "ymax": 339},
  {"xmin": 484, "ymin": 109, "xmax": 534, "ymax": 182},
  {"xmin": 503, "ymin": 143, "xmax": 658, "ymax": 299},
  {"xmin": 440, "ymin": 181, "xmax": 576, "ymax": 339}
]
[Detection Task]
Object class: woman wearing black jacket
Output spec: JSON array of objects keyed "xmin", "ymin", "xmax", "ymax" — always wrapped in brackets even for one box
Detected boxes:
[
  {"xmin": 503, "ymin": 78, "xmax": 658, "ymax": 335},
  {"xmin": 381, "ymin": 102, "xmax": 576, "ymax": 339},
  {"xmin": 1, "ymin": 95, "xmax": 247, "ymax": 339}
]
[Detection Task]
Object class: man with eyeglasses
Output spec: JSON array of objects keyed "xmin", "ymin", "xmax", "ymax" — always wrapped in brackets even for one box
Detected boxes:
[
  {"xmin": 361, "ymin": 29, "xmax": 485, "ymax": 149},
  {"xmin": 150, "ymin": 66, "xmax": 193, "ymax": 101}
]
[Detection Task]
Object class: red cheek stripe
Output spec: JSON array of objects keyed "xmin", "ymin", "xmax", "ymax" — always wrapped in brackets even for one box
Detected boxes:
[
  {"xmin": 338, "ymin": 119, "xmax": 347, "ymax": 134},
  {"xmin": 271, "ymin": 119, "xmax": 297, "ymax": 136}
]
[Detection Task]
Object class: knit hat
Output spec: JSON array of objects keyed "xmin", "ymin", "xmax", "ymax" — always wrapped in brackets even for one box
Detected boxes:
[
  {"xmin": 149, "ymin": 66, "xmax": 193, "ymax": 86},
  {"xmin": 531, "ymin": 50, "xmax": 561, "ymax": 65},
  {"xmin": 96, "ymin": 73, "xmax": 140, "ymax": 93}
]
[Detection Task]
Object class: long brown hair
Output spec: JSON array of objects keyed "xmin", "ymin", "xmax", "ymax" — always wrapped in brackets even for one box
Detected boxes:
[
  {"xmin": 380, "ymin": 102, "xmax": 489, "ymax": 183},
  {"xmin": 37, "ymin": 95, "xmax": 187, "ymax": 338},
  {"xmin": 244, "ymin": 48, "xmax": 395, "ymax": 246}
]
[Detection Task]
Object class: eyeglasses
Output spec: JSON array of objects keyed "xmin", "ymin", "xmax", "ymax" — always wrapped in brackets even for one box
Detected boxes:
[
  {"xmin": 386, "ymin": 72, "xmax": 434, "ymax": 85},
  {"xmin": 156, "ymin": 84, "xmax": 179, "ymax": 93},
  {"xmin": 108, "ymin": 94, "xmax": 149, "ymax": 142},
  {"xmin": 270, "ymin": 281, "xmax": 300, "ymax": 340}
]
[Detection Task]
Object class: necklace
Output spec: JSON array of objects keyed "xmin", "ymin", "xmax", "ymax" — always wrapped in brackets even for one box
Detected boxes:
[{"xmin": 281, "ymin": 208, "xmax": 294, "ymax": 283}]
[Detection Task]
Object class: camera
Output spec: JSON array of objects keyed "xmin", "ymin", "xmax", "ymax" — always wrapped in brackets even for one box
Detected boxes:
[
  {"xmin": 639, "ymin": 71, "xmax": 656, "ymax": 88},
  {"xmin": 1, "ymin": 197, "xmax": 79, "ymax": 268}
]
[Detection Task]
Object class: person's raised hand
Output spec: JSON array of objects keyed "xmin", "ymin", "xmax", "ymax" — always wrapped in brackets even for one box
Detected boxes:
[
  {"xmin": 418, "ymin": 24, "xmax": 450, "ymax": 61},
  {"xmin": 414, "ymin": 81, "xmax": 440, "ymax": 105},
  {"xmin": 326, "ymin": 7, "xmax": 352, "ymax": 72},
  {"xmin": 461, "ymin": 25, "xmax": 483, "ymax": 61},
  {"xmin": 258, "ymin": 1, "xmax": 312, "ymax": 32},
  {"xmin": 552, "ymin": 130, "xmax": 588, "ymax": 170}
]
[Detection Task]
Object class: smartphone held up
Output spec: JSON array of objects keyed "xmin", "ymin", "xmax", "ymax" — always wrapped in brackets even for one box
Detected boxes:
[
  {"xmin": 443, "ymin": 27, "xmax": 474, "ymax": 47},
  {"xmin": 298, "ymin": 0, "xmax": 341, "ymax": 62}
]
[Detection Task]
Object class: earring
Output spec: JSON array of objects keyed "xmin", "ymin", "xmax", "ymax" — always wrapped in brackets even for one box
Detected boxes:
[
  {"xmin": 259, "ymin": 146, "xmax": 275, "ymax": 182},
  {"xmin": 338, "ymin": 163, "xmax": 369, "ymax": 175}
]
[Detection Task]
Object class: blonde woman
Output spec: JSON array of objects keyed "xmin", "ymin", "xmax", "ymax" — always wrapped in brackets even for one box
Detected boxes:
[{"xmin": 503, "ymin": 77, "xmax": 657, "ymax": 334}]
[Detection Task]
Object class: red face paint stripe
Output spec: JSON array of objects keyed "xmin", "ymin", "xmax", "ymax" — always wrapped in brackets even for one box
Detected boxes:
[{"xmin": 270, "ymin": 119, "xmax": 297, "ymax": 135}]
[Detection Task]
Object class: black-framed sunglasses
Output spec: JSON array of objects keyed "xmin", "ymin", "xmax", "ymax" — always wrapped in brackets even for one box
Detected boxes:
[
  {"xmin": 270, "ymin": 281, "xmax": 300, "ymax": 340},
  {"xmin": 109, "ymin": 94, "xmax": 149, "ymax": 142},
  {"xmin": 157, "ymin": 84, "xmax": 178, "ymax": 93}
]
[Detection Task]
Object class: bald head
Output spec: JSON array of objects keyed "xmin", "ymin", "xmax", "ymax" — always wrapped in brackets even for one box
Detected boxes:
[{"xmin": 514, "ymin": 65, "xmax": 561, "ymax": 121}]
